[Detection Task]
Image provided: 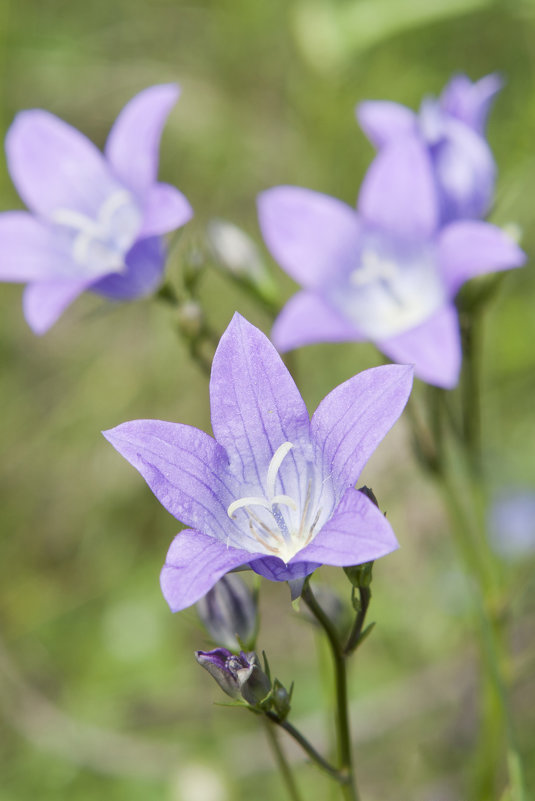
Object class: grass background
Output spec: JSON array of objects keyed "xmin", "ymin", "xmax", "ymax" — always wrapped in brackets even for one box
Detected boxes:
[{"xmin": 0, "ymin": 0, "xmax": 534, "ymax": 799}]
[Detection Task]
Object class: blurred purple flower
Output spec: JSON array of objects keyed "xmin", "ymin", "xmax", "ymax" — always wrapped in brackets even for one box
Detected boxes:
[
  {"xmin": 357, "ymin": 73, "xmax": 502, "ymax": 223},
  {"xmin": 489, "ymin": 491, "xmax": 535, "ymax": 560},
  {"xmin": 0, "ymin": 84, "xmax": 192, "ymax": 333},
  {"xmin": 196, "ymin": 573, "xmax": 257, "ymax": 651},
  {"xmin": 259, "ymin": 137, "xmax": 525, "ymax": 388},
  {"xmin": 104, "ymin": 313, "xmax": 412, "ymax": 611}
]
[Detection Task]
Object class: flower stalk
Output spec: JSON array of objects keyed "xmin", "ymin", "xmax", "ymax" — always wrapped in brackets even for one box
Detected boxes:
[{"xmin": 301, "ymin": 580, "xmax": 360, "ymax": 801}]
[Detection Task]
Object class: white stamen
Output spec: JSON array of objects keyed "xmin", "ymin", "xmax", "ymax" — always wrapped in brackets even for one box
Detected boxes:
[
  {"xmin": 266, "ymin": 441, "xmax": 294, "ymax": 499},
  {"xmin": 226, "ymin": 440, "xmax": 325, "ymax": 562},
  {"xmin": 98, "ymin": 190, "xmax": 133, "ymax": 224},
  {"xmin": 50, "ymin": 190, "xmax": 140, "ymax": 275}
]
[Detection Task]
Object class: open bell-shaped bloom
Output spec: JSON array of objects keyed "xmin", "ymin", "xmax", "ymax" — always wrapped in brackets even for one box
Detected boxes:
[
  {"xmin": 259, "ymin": 137, "xmax": 525, "ymax": 388},
  {"xmin": 0, "ymin": 84, "xmax": 193, "ymax": 333},
  {"xmin": 103, "ymin": 313, "xmax": 413, "ymax": 611},
  {"xmin": 357, "ymin": 73, "xmax": 502, "ymax": 223}
]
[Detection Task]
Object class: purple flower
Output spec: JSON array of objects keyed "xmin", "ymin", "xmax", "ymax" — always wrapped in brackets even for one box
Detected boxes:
[
  {"xmin": 195, "ymin": 648, "xmax": 271, "ymax": 705},
  {"xmin": 197, "ymin": 574, "xmax": 258, "ymax": 651},
  {"xmin": 0, "ymin": 84, "xmax": 192, "ymax": 333},
  {"xmin": 357, "ymin": 73, "xmax": 502, "ymax": 223},
  {"xmin": 103, "ymin": 313, "xmax": 413, "ymax": 611},
  {"xmin": 488, "ymin": 491, "xmax": 535, "ymax": 561},
  {"xmin": 258, "ymin": 137, "xmax": 525, "ymax": 388}
]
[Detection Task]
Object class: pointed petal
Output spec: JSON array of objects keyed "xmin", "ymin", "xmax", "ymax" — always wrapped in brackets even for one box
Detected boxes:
[
  {"xmin": 91, "ymin": 237, "xmax": 166, "ymax": 300},
  {"xmin": 379, "ymin": 304, "xmax": 461, "ymax": 389},
  {"xmin": 105, "ymin": 84, "xmax": 180, "ymax": 194},
  {"xmin": 297, "ymin": 487, "xmax": 398, "ymax": 566},
  {"xmin": 6, "ymin": 110, "xmax": 119, "ymax": 218},
  {"xmin": 258, "ymin": 186, "xmax": 362, "ymax": 288},
  {"xmin": 272, "ymin": 290, "xmax": 364, "ymax": 352},
  {"xmin": 161, "ymin": 529, "xmax": 260, "ymax": 612},
  {"xmin": 0, "ymin": 212, "xmax": 77, "ymax": 282},
  {"xmin": 438, "ymin": 221, "xmax": 525, "ymax": 296},
  {"xmin": 249, "ymin": 556, "xmax": 319, "ymax": 582},
  {"xmin": 440, "ymin": 73, "xmax": 502, "ymax": 135},
  {"xmin": 358, "ymin": 137, "xmax": 438, "ymax": 240},
  {"xmin": 103, "ymin": 420, "xmax": 239, "ymax": 543},
  {"xmin": 210, "ymin": 314, "xmax": 310, "ymax": 482},
  {"xmin": 356, "ymin": 100, "xmax": 417, "ymax": 148},
  {"xmin": 23, "ymin": 279, "xmax": 90, "ymax": 334},
  {"xmin": 139, "ymin": 183, "xmax": 193, "ymax": 237},
  {"xmin": 310, "ymin": 364, "xmax": 413, "ymax": 491}
]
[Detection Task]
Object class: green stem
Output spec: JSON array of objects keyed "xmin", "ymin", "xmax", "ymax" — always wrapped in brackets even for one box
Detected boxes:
[
  {"xmin": 421, "ymin": 385, "xmax": 525, "ymax": 800},
  {"xmin": 301, "ymin": 582, "xmax": 359, "ymax": 801},
  {"xmin": 262, "ymin": 716, "xmax": 304, "ymax": 801},
  {"xmin": 265, "ymin": 711, "xmax": 347, "ymax": 784},
  {"xmin": 344, "ymin": 587, "xmax": 371, "ymax": 656},
  {"xmin": 460, "ymin": 309, "xmax": 482, "ymax": 478}
]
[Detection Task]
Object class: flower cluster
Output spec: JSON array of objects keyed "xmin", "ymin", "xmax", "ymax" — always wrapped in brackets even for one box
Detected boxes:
[{"xmin": 259, "ymin": 74, "xmax": 525, "ymax": 388}]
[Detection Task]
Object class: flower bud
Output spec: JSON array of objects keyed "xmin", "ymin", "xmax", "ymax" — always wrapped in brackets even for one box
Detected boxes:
[
  {"xmin": 196, "ymin": 574, "xmax": 257, "ymax": 651},
  {"xmin": 207, "ymin": 219, "xmax": 269, "ymax": 286},
  {"xmin": 195, "ymin": 648, "xmax": 271, "ymax": 707},
  {"xmin": 344, "ymin": 561, "xmax": 374, "ymax": 589},
  {"xmin": 271, "ymin": 678, "xmax": 293, "ymax": 720}
]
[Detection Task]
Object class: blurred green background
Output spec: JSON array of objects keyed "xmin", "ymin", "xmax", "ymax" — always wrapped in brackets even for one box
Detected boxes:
[{"xmin": 1, "ymin": 0, "xmax": 535, "ymax": 799}]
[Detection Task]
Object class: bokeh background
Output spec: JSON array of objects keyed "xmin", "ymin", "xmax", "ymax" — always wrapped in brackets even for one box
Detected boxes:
[{"xmin": 1, "ymin": 1, "xmax": 535, "ymax": 799}]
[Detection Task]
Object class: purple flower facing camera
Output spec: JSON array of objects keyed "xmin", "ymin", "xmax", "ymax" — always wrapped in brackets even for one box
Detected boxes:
[
  {"xmin": 104, "ymin": 314, "xmax": 412, "ymax": 611},
  {"xmin": 0, "ymin": 84, "xmax": 192, "ymax": 333},
  {"xmin": 259, "ymin": 137, "xmax": 524, "ymax": 388}
]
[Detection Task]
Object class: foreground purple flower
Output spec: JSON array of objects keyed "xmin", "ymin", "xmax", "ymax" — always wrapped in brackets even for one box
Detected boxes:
[
  {"xmin": 357, "ymin": 73, "xmax": 502, "ymax": 223},
  {"xmin": 104, "ymin": 313, "xmax": 413, "ymax": 611},
  {"xmin": 0, "ymin": 84, "xmax": 192, "ymax": 333},
  {"xmin": 259, "ymin": 138, "xmax": 525, "ymax": 388}
]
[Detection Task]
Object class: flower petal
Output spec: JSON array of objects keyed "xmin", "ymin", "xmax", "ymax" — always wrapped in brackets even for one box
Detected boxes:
[
  {"xmin": 310, "ymin": 364, "xmax": 413, "ymax": 492},
  {"xmin": 433, "ymin": 120, "xmax": 496, "ymax": 222},
  {"xmin": 210, "ymin": 313, "xmax": 311, "ymax": 482},
  {"xmin": 296, "ymin": 487, "xmax": 398, "ymax": 566},
  {"xmin": 356, "ymin": 100, "xmax": 417, "ymax": 148},
  {"xmin": 257, "ymin": 186, "xmax": 362, "ymax": 288},
  {"xmin": 105, "ymin": 84, "xmax": 180, "ymax": 194},
  {"xmin": 91, "ymin": 237, "xmax": 166, "ymax": 300},
  {"xmin": 6, "ymin": 110, "xmax": 119, "ymax": 218},
  {"xmin": 23, "ymin": 279, "xmax": 91, "ymax": 334},
  {"xmin": 378, "ymin": 304, "xmax": 461, "ymax": 389},
  {"xmin": 440, "ymin": 73, "xmax": 502, "ymax": 135},
  {"xmin": 0, "ymin": 211, "xmax": 76, "ymax": 282},
  {"xmin": 358, "ymin": 136, "xmax": 438, "ymax": 240},
  {"xmin": 103, "ymin": 420, "xmax": 241, "ymax": 544},
  {"xmin": 437, "ymin": 221, "xmax": 525, "ymax": 296},
  {"xmin": 249, "ymin": 556, "xmax": 319, "ymax": 582},
  {"xmin": 161, "ymin": 529, "xmax": 261, "ymax": 612},
  {"xmin": 272, "ymin": 290, "xmax": 364, "ymax": 352},
  {"xmin": 139, "ymin": 183, "xmax": 193, "ymax": 237}
]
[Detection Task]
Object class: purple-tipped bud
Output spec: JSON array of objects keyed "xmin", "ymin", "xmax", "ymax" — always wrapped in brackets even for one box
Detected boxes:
[
  {"xmin": 196, "ymin": 574, "xmax": 257, "ymax": 651},
  {"xmin": 195, "ymin": 648, "xmax": 271, "ymax": 706}
]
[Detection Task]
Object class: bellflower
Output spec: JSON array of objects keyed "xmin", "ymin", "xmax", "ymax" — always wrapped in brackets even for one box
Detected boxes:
[
  {"xmin": 357, "ymin": 73, "xmax": 502, "ymax": 223},
  {"xmin": 258, "ymin": 137, "xmax": 525, "ymax": 388},
  {"xmin": 0, "ymin": 84, "xmax": 192, "ymax": 333},
  {"xmin": 104, "ymin": 313, "xmax": 413, "ymax": 611}
]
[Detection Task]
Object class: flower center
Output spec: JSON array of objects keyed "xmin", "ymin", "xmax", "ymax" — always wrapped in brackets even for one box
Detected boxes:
[
  {"xmin": 227, "ymin": 442, "xmax": 322, "ymax": 563},
  {"xmin": 328, "ymin": 233, "xmax": 446, "ymax": 340},
  {"xmin": 50, "ymin": 189, "xmax": 142, "ymax": 277}
]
